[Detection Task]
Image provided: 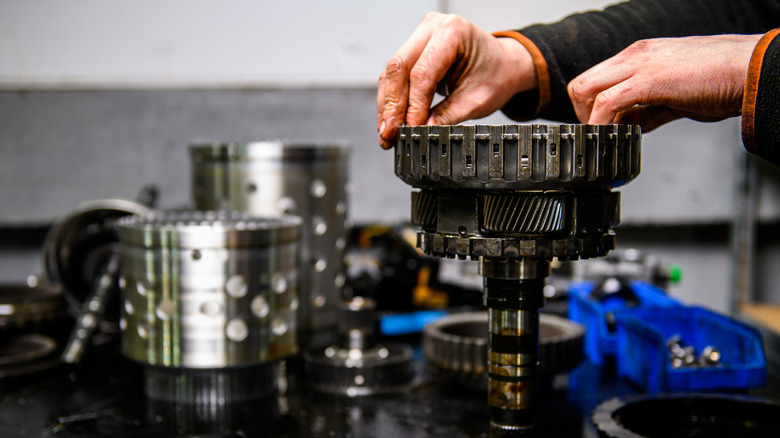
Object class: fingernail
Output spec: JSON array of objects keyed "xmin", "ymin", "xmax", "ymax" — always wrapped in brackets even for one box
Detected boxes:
[
  {"xmin": 379, "ymin": 120, "xmax": 386, "ymax": 137},
  {"xmin": 425, "ymin": 115, "xmax": 435, "ymax": 125}
]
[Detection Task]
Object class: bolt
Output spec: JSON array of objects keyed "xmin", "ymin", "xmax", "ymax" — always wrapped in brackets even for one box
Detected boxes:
[{"xmin": 699, "ymin": 346, "xmax": 721, "ymax": 366}]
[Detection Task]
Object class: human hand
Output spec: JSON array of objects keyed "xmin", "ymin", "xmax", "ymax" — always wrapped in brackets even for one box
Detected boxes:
[
  {"xmin": 377, "ymin": 12, "xmax": 537, "ymax": 149},
  {"xmin": 567, "ymin": 34, "xmax": 763, "ymax": 131}
]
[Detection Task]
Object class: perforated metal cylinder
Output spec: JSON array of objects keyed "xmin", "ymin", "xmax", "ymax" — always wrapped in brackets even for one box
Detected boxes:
[
  {"xmin": 190, "ymin": 142, "xmax": 349, "ymax": 345},
  {"xmin": 118, "ymin": 211, "xmax": 301, "ymax": 372}
]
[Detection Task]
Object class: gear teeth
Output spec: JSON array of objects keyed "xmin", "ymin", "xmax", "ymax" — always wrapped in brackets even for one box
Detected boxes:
[
  {"xmin": 423, "ymin": 312, "xmax": 585, "ymax": 380},
  {"xmin": 412, "ymin": 190, "xmax": 438, "ymax": 231},
  {"xmin": 483, "ymin": 193, "xmax": 566, "ymax": 234},
  {"xmin": 395, "ymin": 124, "xmax": 641, "ymax": 190}
]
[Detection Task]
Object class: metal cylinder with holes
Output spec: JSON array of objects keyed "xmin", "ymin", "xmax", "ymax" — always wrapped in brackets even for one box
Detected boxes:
[
  {"xmin": 190, "ymin": 142, "xmax": 349, "ymax": 346},
  {"xmin": 118, "ymin": 211, "xmax": 301, "ymax": 402}
]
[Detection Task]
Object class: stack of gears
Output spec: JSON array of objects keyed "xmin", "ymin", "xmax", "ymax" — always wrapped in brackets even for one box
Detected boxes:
[
  {"xmin": 118, "ymin": 211, "xmax": 302, "ymax": 405},
  {"xmin": 395, "ymin": 123, "xmax": 641, "ymax": 434}
]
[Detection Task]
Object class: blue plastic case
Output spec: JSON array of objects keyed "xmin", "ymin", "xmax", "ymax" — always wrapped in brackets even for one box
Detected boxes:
[
  {"xmin": 614, "ymin": 306, "xmax": 766, "ymax": 393},
  {"xmin": 568, "ymin": 280, "xmax": 683, "ymax": 365}
]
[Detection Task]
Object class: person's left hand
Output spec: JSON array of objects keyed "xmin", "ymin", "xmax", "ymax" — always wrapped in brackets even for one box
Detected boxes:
[{"xmin": 567, "ymin": 34, "xmax": 762, "ymax": 131}]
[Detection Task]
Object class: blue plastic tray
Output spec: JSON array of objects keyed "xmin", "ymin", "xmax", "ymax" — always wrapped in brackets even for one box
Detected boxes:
[
  {"xmin": 568, "ymin": 280, "xmax": 682, "ymax": 365},
  {"xmin": 614, "ymin": 306, "xmax": 766, "ymax": 393}
]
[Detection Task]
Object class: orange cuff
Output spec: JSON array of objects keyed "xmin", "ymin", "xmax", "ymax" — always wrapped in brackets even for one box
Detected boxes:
[
  {"xmin": 492, "ymin": 30, "xmax": 550, "ymax": 116},
  {"xmin": 742, "ymin": 28, "xmax": 780, "ymax": 153}
]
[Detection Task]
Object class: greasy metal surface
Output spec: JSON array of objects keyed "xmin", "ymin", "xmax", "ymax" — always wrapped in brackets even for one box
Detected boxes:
[
  {"xmin": 0, "ymin": 283, "xmax": 65, "ymax": 329},
  {"xmin": 304, "ymin": 297, "xmax": 414, "ymax": 396},
  {"xmin": 395, "ymin": 124, "xmax": 641, "ymax": 431},
  {"xmin": 304, "ymin": 343, "xmax": 414, "ymax": 396},
  {"xmin": 592, "ymin": 394, "xmax": 780, "ymax": 438},
  {"xmin": 2, "ymin": 338, "xmax": 778, "ymax": 438},
  {"xmin": 395, "ymin": 124, "xmax": 641, "ymax": 190},
  {"xmin": 190, "ymin": 141, "xmax": 350, "ymax": 343},
  {"xmin": 0, "ymin": 334, "xmax": 58, "ymax": 379},
  {"xmin": 118, "ymin": 211, "xmax": 301, "ymax": 368},
  {"xmin": 0, "ymin": 342, "xmax": 626, "ymax": 438}
]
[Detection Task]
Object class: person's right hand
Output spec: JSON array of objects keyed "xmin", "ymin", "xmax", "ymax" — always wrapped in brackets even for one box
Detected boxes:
[{"xmin": 377, "ymin": 12, "xmax": 537, "ymax": 149}]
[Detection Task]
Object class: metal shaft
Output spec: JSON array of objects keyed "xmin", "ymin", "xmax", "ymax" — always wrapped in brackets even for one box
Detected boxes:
[
  {"xmin": 61, "ymin": 252, "xmax": 121, "ymax": 365},
  {"xmin": 481, "ymin": 258, "xmax": 549, "ymax": 435}
]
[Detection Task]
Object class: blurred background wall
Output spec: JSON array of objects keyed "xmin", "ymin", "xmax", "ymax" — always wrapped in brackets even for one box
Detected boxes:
[{"xmin": 2, "ymin": 0, "xmax": 780, "ymax": 315}]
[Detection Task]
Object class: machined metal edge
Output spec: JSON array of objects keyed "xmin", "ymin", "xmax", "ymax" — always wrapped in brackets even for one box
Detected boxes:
[
  {"xmin": 303, "ymin": 343, "xmax": 414, "ymax": 396},
  {"xmin": 417, "ymin": 231, "xmax": 615, "ymax": 261},
  {"xmin": 42, "ymin": 198, "xmax": 154, "ymax": 315},
  {"xmin": 591, "ymin": 394, "xmax": 780, "ymax": 438},
  {"xmin": 422, "ymin": 312, "xmax": 585, "ymax": 378},
  {"xmin": 118, "ymin": 211, "xmax": 302, "ymax": 248},
  {"xmin": 190, "ymin": 140, "xmax": 350, "ymax": 163},
  {"xmin": 0, "ymin": 284, "xmax": 66, "ymax": 329},
  {"xmin": 395, "ymin": 124, "xmax": 640, "ymax": 190}
]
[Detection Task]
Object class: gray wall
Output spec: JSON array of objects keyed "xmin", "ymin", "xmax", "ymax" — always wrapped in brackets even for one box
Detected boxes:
[
  {"xmin": 3, "ymin": 88, "xmax": 780, "ymax": 315},
  {"xmin": 2, "ymin": 0, "xmax": 780, "ymax": 315}
]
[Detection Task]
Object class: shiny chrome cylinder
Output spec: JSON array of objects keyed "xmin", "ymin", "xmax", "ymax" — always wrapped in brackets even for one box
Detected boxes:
[
  {"xmin": 118, "ymin": 211, "xmax": 301, "ymax": 370},
  {"xmin": 190, "ymin": 142, "xmax": 349, "ymax": 344}
]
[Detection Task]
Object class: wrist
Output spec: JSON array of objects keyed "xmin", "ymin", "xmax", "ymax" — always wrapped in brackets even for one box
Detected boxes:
[
  {"xmin": 492, "ymin": 30, "xmax": 550, "ymax": 116},
  {"xmin": 495, "ymin": 35, "xmax": 537, "ymax": 95}
]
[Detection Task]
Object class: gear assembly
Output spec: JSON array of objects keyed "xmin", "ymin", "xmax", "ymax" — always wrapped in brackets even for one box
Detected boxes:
[{"xmin": 0, "ymin": 128, "xmax": 773, "ymax": 438}]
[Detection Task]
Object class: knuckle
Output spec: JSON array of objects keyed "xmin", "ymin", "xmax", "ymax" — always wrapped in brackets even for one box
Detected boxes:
[
  {"xmin": 408, "ymin": 64, "xmax": 432, "ymax": 85},
  {"xmin": 626, "ymin": 39, "xmax": 652, "ymax": 54},
  {"xmin": 383, "ymin": 94, "xmax": 399, "ymax": 109},
  {"xmin": 567, "ymin": 79, "xmax": 587, "ymax": 101},
  {"xmin": 441, "ymin": 14, "xmax": 470, "ymax": 32},
  {"xmin": 385, "ymin": 55, "xmax": 406, "ymax": 77},
  {"xmin": 421, "ymin": 11, "xmax": 443, "ymax": 23},
  {"xmin": 593, "ymin": 90, "xmax": 615, "ymax": 109}
]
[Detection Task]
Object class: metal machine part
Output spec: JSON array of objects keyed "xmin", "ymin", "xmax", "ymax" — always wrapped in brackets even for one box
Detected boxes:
[
  {"xmin": 570, "ymin": 248, "xmax": 681, "ymax": 289},
  {"xmin": 43, "ymin": 198, "xmax": 154, "ymax": 316},
  {"xmin": 42, "ymin": 198, "xmax": 154, "ymax": 365},
  {"xmin": 0, "ymin": 283, "xmax": 66, "ymax": 329},
  {"xmin": 190, "ymin": 141, "xmax": 350, "ymax": 347},
  {"xmin": 117, "ymin": 211, "xmax": 301, "ymax": 403},
  {"xmin": 0, "ymin": 334, "xmax": 59, "ymax": 379},
  {"xmin": 304, "ymin": 297, "xmax": 414, "ymax": 396},
  {"xmin": 395, "ymin": 124, "xmax": 640, "ymax": 434},
  {"xmin": 422, "ymin": 311, "xmax": 584, "ymax": 386},
  {"xmin": 592, "ymin": 394, "xmax": 780, "ymax": 438}
]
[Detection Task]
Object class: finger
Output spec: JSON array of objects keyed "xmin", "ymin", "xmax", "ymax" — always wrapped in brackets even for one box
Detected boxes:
[
  {"xmin": 406, "ymin": 16, "xmax": 468, "ymax": 126},
  {"xmin": 427, "ymin": 84, "xmax": 492, "ymax": 126},
  {"xmin": 377, "ymin": 71, "xmax": 385, "ymax": 130},
  {"xmin": 568, "ymin": 54, "xmax": 642, "ymax": 123},
  {"xmin": 379, "ymin": 13, "xmax": 445, "ymax": 148},
  {"xmin": 616, "ymin": 105, "xmax": 682, "ymax": 132},
  {"xmin": 587, "ymin": 77, "xmax": 660, "ymax": 125}
]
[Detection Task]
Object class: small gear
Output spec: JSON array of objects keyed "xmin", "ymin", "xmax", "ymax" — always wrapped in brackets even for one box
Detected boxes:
[
  {"xmin": 304, "ymin": 297, "xmax": 414, "ymax": 396},
  {"xmin": 423, "ymin": 312, "xmax": 584, "ymax": 383},
  {"xmin": 304, "ymin": 343, "xmax": 413, "ymax": 396}
]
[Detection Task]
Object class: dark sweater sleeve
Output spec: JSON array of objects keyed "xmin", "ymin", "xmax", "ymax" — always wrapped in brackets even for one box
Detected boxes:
[
  {"xmin": 743, "ymin": 29, "xmax": 780, "ymax": 165},
  {"xmin": 501, "ymin": 0, "xmax": 780, "ymax": 122}
]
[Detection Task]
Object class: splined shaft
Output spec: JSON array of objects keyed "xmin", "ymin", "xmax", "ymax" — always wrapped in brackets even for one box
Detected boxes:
[{"xmin": 482, "ymin": 258, "xmax": 548, "ymax": 435}]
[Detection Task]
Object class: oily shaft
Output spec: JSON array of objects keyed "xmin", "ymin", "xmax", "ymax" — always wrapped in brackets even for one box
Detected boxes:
[{"xmin": 482, "ymin": 259, "xmax": 548, "ymax": 432}]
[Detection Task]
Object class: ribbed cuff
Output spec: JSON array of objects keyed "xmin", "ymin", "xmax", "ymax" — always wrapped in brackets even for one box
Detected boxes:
[{"xmin": 742, "ymin": 28, "xmax": 780, "ymax": 162}]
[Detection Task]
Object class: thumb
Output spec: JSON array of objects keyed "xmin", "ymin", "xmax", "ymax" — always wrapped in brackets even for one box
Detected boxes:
[{"xmin": 426, "ymin": 89, "xmax": 490, "ymax": 126}]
